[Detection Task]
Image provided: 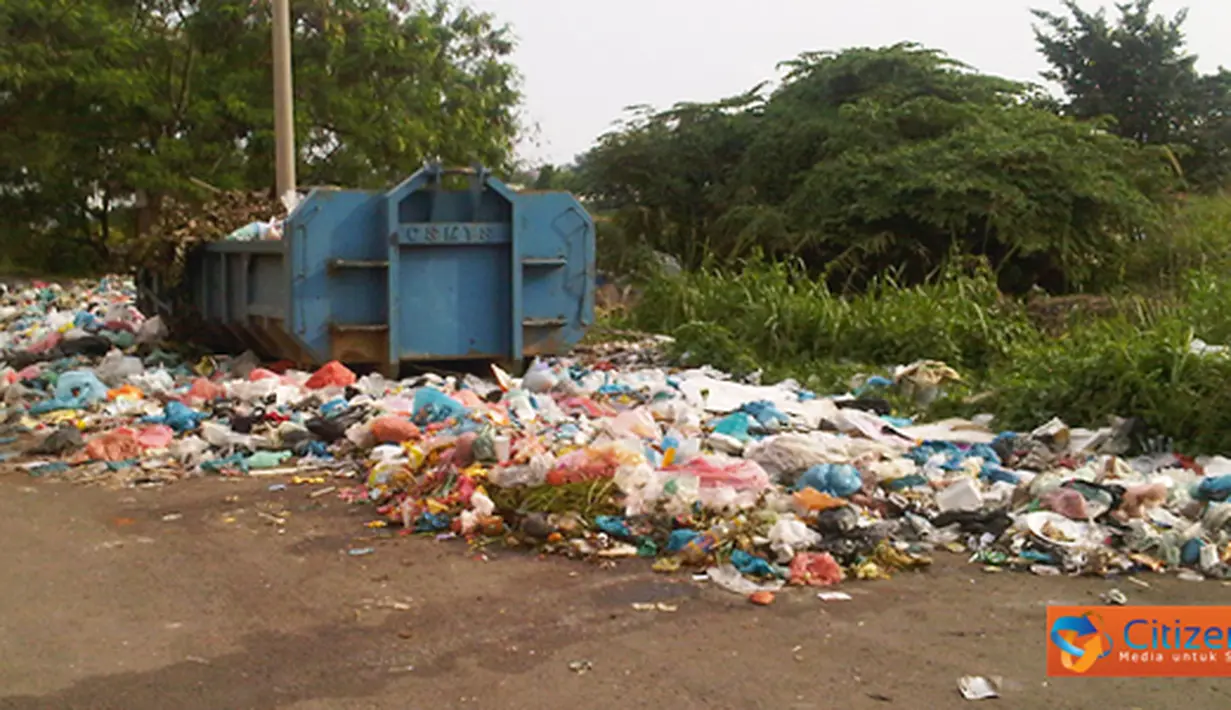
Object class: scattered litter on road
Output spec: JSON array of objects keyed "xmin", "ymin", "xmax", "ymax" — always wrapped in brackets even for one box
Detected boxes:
[
  {"xmin": 748, "ymin": 590, "xmax": 776, "ymax": 606},
  {"xmin": 568, "ymin": 659, "xmax": 593, "ymax": 674},
  {"xmin": 958, "ymin": 675, "xmax": 1001, "ymax": 700},
  {"xmin": 631, "ymin": 601, "xmax": 679, "ymax": 612},
  {"xmin": 817, "ymin": 591, "xmax": 853, "ymax": 601},
  {"xmin": 348, "ymin": 548, "xmax": 375, "ymax": 557},
  {"xmin": 1100, "ymin": 588, "xmax": 1128, "ymax": 605}
]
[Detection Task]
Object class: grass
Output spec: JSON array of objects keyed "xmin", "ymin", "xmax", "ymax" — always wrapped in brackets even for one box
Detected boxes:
[{"xmin": 614, "ymin": 252, "xmax": 1231, "ymax": 454}]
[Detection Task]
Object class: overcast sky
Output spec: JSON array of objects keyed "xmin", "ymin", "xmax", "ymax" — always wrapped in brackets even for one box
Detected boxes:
[{"xmin": 471, "ymin": 0, "xmax": 1231, "ymax": 165}]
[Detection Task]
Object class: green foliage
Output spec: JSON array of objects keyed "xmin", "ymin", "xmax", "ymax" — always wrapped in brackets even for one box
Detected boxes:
[
  {"xmin": 1033, "ymin": 0, "xmax": 1231, "ymax": 190},
  {"xmin": 1117, "ymin": 193, "xmax": 1231, "ymax": 290},
  {"xmin": 622, "ymin": 196, "xmax": 1231, "ymax": 453},
  {"xmin": 0, "ymin": 0, "xmax": 522, "ymax": 273},
  {"xmin": 579, "ymin": 43, "xmax": 1177, "ymax": 292},
  {"xmin": 625, "ymin": 256, "xmax": 1034, "ymax": 381},
  {"xmin": 983, "ymin": 311, "xmax": 1231, "ymax": 454}
]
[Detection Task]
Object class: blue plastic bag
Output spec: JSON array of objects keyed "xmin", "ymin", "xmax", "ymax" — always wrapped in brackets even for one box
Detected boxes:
[
  {"xmin": 712, "ymin": 412, "xmax": 752, "ymax": 442},
  {"xmin": 595, "ymin": 515, "xmax": 633, "ymax": 539},
  {"xmin": 1195, "ymin": 475, "xmax": 1231, "ymax": 502},
  {"xmin": 731, "ymin": 549, "xmax": 777, "ymax": 578},
  {"xmin": 30, "ymin": 370, "xmax": 109, "ymax": 413},
  {"xmin": 143, "ymin": 401, "xmax": 206, "ymax": 432},
  {"xmin": 667, "ymin": 529, "xmax": 700, "ymax": 553},
  {"xmin": 741, "ymin": 400, "xmax": 788, "ymax": 429},
  {"xmin": 796, "ymin": 463, "xmax": 863, "ymax": 498},
  {"xmin": 412, "ymin": 387, "xmax": 467, "ymax": 424}
]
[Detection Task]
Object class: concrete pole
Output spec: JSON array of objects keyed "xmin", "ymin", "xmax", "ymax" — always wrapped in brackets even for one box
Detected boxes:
[{"xmin": 272, "ymin": 0, "xmax": 296, "ymax": 198}]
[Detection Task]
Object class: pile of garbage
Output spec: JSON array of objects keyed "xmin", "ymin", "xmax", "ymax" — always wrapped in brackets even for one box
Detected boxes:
[{"xmin": 4, "ymin": 277, "xmax": 1231, "ymax": 602}]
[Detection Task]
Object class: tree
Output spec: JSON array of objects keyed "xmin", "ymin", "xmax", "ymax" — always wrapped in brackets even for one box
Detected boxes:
[
  {"xmin": 0, "ymin": 0, "xmax": 522, "ymax": 273},
  {"xmin": 578, "ymin": 43, "xmax": 1177, "ymax": 292},
  {"xmin": 1033, "ymin": 0, "xmax": 1231, "ymax": 189}
]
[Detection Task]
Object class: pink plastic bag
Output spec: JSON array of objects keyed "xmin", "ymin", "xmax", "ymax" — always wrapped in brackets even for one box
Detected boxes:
[
  {"xmin": 789, "ymin": 552, "xmax": 844, "ymax": 586},
  {"xmin": 15, "ymin": 364, "xmax": 41, "ymax": 382},
  {"xmin": 1041, "ymin": 488, "xmax": 1089, "ymax": 520},
  {"xmin": 28, "ymin": 332, "xmax": 61, "ymax": 354},
  {"xmin": 137, "ymin": 425, "xmax": 175, "ymax": 449},
  {"xmin": 663, "ymin": 455, "xmax": 771, "ymax": 492},
  {"xmin": 546, "ymin": 441, "xmax": 646, "ymax": 486},
  {"xmin": 184, "ymin": 377, "xmax": 225, "ymax": 402}
]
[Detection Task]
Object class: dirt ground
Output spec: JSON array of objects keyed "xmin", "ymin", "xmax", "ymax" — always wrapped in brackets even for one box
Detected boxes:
[{"xmin": 0, "ymin": 474, "xmax": 1228, "ymax": 710}]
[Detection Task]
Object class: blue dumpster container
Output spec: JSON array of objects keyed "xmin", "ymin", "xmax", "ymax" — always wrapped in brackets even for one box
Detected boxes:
[{"xmin": 141, "ymin": 164, "xmax": 595, "ymax": 371}]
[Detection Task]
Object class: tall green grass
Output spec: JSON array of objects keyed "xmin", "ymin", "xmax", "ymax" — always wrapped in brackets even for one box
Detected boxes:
[
  {"xmin": 625, "ymin": 257, "xmax": 1035, "ymax": 384},
  {"xmin": 621, "ymin": 257, "xmax": 1231, "ymax": 454}
]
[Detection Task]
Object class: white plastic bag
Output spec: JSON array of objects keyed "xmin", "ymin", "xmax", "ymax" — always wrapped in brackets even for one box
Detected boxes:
[
  {"xmin": 706, "ymin": 564, "xmax": 784, "ymax": 595},
  {"xmin": 768, "ymin": 515, "xmax": 822, "ymax": 563}
]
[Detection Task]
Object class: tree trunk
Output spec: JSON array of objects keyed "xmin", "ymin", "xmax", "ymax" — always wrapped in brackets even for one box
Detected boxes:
[{"xmin": 134, "ymin": 189, "xmax": 164, "ymax": 238}]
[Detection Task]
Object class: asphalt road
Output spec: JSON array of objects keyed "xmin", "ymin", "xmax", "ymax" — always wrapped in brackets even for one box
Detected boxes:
[{"xmin": 0, "ymin": 473, "xmax": 1228, "ymax": 710}]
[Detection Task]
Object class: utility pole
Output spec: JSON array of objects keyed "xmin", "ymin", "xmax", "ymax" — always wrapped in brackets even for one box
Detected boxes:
[{"xmin": 272, "ymin": 0, "xmax": 296, "ymax": 199}]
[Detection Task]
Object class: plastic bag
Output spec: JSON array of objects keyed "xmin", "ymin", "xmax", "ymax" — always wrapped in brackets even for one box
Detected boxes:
[
  {"xmin": 227, "ymin": 377, "xmax": 279, "ymax": 402},
  {"xmin": 705, "ymin": 564, "xmax": 784, "ymax": 595},
  {"xmin": 1041, "ymin": 488, "xmax": 1090, "ymax": 520},
  {"xmin": 546, "ymin": 441, "xmax": 646, "ymax": 485},
  {"xmin": 305, "ymin": 360, "xmax": 356, "ymax": 389},
  {"xmin": 169, "ymin": 435, "xmax": 210, "ymax": 464},
  {"xmin": 768, "ymin": 516, "xmax": 822, "ymax": 562},
  {"xmin": 95, "ymin": 350, "xmax": 145, "ymax": 385},
  {"xmin": 521, "ymin": 362, "xmax": 558, "ymax": 393},
  {"xmin": 135, "ymin": 316, "xmax": 168, "ymax": 345},
  {"xmin": 605, "ymin": 407, "xmax": 660, "ymax": 439},
  {"xmin": 129, "ymin": 369, "xmax": 176, "ymax": 394},
  {"xmin": 370, "ymin": 416, "xmax": 421, "ymax": 444},
  {"xmin": 86, "ymin": 428, "xmax": 141, "ymax": 462},
  {"xmin": 55, "ymin": 370, "xmax": 109, "ymax": 404},
  {"xmin": 201, "ymin": 420, "xmax": 252, "ymax": 450},
  {"xmin": 412, "ymin": 387, "xmax": 467, "ymax": 423},
  {"xmin": 663, "ymin": 454, "xmax": 770, "ymax": 492},
  {"xmin": 788, "ymin": 552, "xmax": 844, "ymax": 586},
  {"xmin": 144, "ymin": 401, "xmax": 205, "ymax": 432},
  {"xmin": 746, "ymin": 435, "xmax": 828, "ymax": 483},
  {"xmin": 31, "ymin": 370, "xmax": 109, "ymax": 413},
  {"xmin": 137, "ymin": 424, "xmax": 175, "ymax": 449},
  {"xmin": 489, "ymin": 452, "xmax": 555, "ymax": 487},
  {"xmin": 184, "ymin": 377, "xmax": 225, "ymax": 403},
  {"xmin": 1195, "ymin": 476, "xmax": 1231, "ymax": 503},
  {"xmin": 246, "ymin": 450, "xmax": 292, "ymax": 469},
  {"xmin": 711, "ymin": 412, "xmax": 752, "ymax": 442},
  {"xmin": 731, "ymin": 549, "xmax": 777, "ymax": 578},
  {"xmin": 796, "ymin": 463, "xmax": 862, "ymax": 498}
]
